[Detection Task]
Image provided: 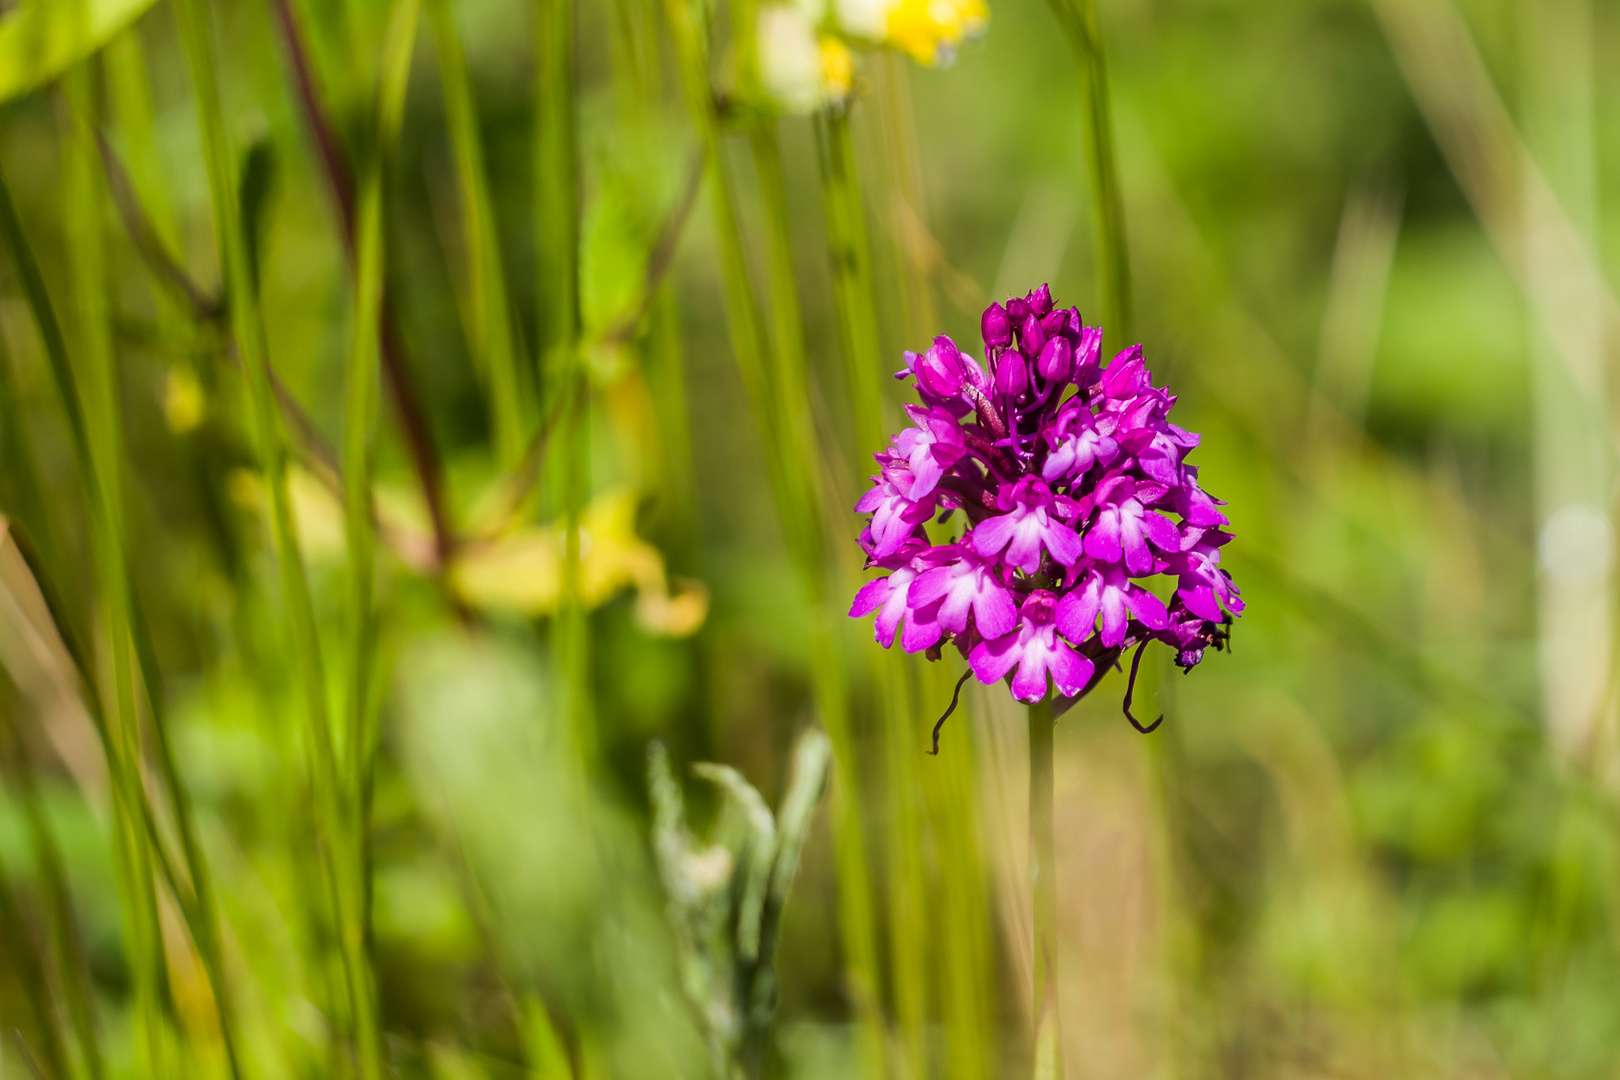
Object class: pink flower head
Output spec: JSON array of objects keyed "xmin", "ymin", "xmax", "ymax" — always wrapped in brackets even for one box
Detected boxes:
[{"xmin": 854, "ymin": 284, "xmax": 1242, "ymax": 727}]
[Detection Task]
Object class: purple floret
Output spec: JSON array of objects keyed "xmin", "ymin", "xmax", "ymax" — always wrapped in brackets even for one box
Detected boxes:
[{"xmin": 851, "ymin": 284, "xmax": 1242, "ymax": 708}]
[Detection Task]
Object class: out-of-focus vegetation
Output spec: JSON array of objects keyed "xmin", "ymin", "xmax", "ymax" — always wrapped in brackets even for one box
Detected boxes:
[{"xmin": 1, "ymin": 0, "xmax": 1620, "ymax": 1077}]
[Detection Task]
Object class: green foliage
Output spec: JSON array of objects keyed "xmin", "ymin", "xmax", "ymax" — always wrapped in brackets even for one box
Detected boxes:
[
  {"xmin": 0, "ymin": 0, "xmax": 159, "ymax": 105},
  {"xmin": 0, "ymin": 0, "xmax": 1618, "ymax": 1078}
]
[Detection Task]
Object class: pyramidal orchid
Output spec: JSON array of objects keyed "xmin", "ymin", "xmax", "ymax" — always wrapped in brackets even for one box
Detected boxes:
[{"xmin": 851, "ymin": 285, "xmax": 1241, "ymax": 737}]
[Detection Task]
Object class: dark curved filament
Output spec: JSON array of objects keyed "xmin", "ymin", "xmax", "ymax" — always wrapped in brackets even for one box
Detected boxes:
[
  {"xmin": 929, "ymin": 669, "xmax": 975, "ymax": 755},
  {"xmin": 1123, "ymin": 640, "xmax": 1164, "ymax": 734}
]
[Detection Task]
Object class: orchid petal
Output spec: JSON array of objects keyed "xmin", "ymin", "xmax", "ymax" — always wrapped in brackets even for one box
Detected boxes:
[
  {"xmin": 1047, "ymin": 641, "xmax": 1094, "ymax": 698},
  {"xmin": 973, "ymin": 580, "xmax": 1018, "ymax": 638},
  {"xmin": 1085, "ymin": 508, "xmax": 1123, "ymax": 563},
  {"xmin": 969, "ymin": 630, "xmax": 1022, "ymax": 684}
]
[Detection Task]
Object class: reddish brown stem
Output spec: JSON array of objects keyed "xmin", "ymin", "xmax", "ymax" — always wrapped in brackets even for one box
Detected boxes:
[
  {"xmin": 266, "ymin": 0, "xmax": 459, "ymax": 577},
  {"xmin": 266, "ymin": 0, "xmax": 355, "ymax": 243}
]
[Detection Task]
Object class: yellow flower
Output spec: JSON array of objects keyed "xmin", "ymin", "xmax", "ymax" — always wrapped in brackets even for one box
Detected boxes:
[
  {"xmin": 451, "ymin": 488, "xmax": 708, "ymax": 638},
  {"xmin": 757, "ymin": 3, "xmax": 854, "ymax": 113},
  {"xmin": 835, "ymin": 0, "xmax": 988, "ymax": 66},
  {"xmin": 820, "ymin": 34, "xmax": 855, "ymax": 99}
]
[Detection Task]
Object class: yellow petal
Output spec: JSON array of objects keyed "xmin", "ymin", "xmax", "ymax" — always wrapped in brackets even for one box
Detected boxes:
[
  {"xmin": 635, "ymin": 578, "xmax": 710, "ymax": 638},
  {"xmin": 820, "ymin": 36, "xmax": 854, "ymax": 100},
  {"xmin": 451, "ymin": 529, "xmax": 563, "ymax": 616}
]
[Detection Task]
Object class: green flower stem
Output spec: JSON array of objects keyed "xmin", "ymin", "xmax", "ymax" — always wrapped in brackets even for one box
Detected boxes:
[
  {"xmin": 1028, "ymin": 696, "xmax": 1061, "ymax": 1079},
  {"xmin": 750, "ymin": 126, "xmax": 820, "ymax": 503},
  {"xmin": 104, "ymin": 28, "xmax": 195, "ymax": 373},
  {"xmin": 62, "ymin": 65, "xmax": 170, "ymax": 1079},
  {"xmin": 645, "ymin": 287, "xmax": 700, "ymax": 562},
  {"xmin": 0, "ymin": 148, "xmax": 191, "ymax": 1079},
  {"xmin": 9, "ymin": 518, "xmax": 233, "ymax": 1080},
  {"xmin": 427, "ymin": 0, "xmax": 527, "ymax": 466},
  {"xmin": 756, "ymin": 122, "xmax": 888, "ymax": 1077},
  {"xmin": 1029, "ymin": 12, "xmax": 1130, "ymax": 1062},
  {"xmin": 1047, "ymin": 0, "xmax": 1130, "ymax": 341},
  {"xmin": 747, "ymin": 119, "xmax": 827, "ymax": 585},
  {"xmin": 344, "ymin": 155, "xmax": 385, "ymax": 829},
  {"xmin": 175, "ymin": 0, "xmax": 388, "ymax": 1073},
  {"xmin": 661, "ymin": 3, "xmax": 884, "ymax": 1072},
  {"xmin": 18, "ymin": 772, "xmax": 105, "ymax": 1080},
  {"xmin": 0, "ymin": 368, "xmax": 104, "ymax": 1080},
  {"xmin": 557, "ymin": 372, "xmax": 594, "ymax": 772},
  {"xmin": 265, "ymin": 0, "xmax": 459, "ymax": 579}
]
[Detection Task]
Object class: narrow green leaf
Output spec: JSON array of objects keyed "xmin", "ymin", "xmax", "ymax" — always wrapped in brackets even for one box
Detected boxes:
[
  {"xmin": 692, "ymin": 762, "xmax": 775, "ymax": 961},
  {"xmin": 427, "ymin": 0, "xmax": 526, "ymax": 464},
  {"xmin": 767, "ymin": 729, "xmax": 830, "ymax": 917},
  {"xmin": 0, "ymin": 0, "xmax": 160, "ymax": 104}
]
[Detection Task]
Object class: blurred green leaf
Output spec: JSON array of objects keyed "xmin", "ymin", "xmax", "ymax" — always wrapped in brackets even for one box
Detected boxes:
[{"xmin": 0, "ymin": 0, "xmax": 158, "ymax": 104}]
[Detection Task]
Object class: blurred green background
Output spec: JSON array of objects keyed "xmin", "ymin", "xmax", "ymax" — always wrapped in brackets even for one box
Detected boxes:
[{"xmin": 1, "ymin": 0, "xmax": 1619, "ymax": 1077}]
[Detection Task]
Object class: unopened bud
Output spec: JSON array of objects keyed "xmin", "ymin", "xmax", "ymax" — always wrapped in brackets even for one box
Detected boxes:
[{"xmin": 981, "ymin": 302, "xmax": 1012, "ymax": 349}]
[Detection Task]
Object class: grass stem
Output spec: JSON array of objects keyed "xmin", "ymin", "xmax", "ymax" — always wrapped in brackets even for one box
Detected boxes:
[
  {"xmin": 872, "ymin": 54, "xmax": 937, "ymax": 345},
  {"xmin": 535, "ymin": 0, "xmax": 579, "ymax": 403},
  {"xmin": 533, "ymin": 0, "xmax": 594, "ymax": 775},
  {"xmin": 61, "ymin": 64, "xmax": 170, "ymax": 1079},
  {"xmin": 1046, "ymin": 0, "xmax": 1130, "ymax": 341},
  {"xmin": 427, "ymin": 0, "xmax": 528, "ymax": 466},
  {"xmin": 176, "ymin": 0, "xmax": 390, "ymax": 1072},
  {"xmin": 814, "ymin": 107, "xmax": 886, "ymax": 463},
  {"xmin": 0, "ymin": 703, "xmax": 73, "ymax": 1080},
  {"xmin": 266, "ymin": 0, "xmax": 460, "ymax": 577},
  {"xmin": 812, "ymin": 98, "xmax": 943, "ymax": 1080}
]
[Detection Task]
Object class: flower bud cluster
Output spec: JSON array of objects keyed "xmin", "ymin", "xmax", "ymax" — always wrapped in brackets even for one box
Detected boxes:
[{"xmin": 851, "ymin": 285, "xmax": 1242, "ymax": 704}]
